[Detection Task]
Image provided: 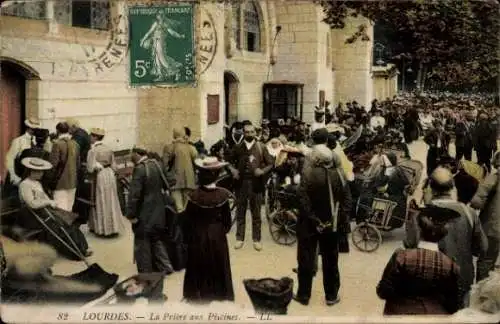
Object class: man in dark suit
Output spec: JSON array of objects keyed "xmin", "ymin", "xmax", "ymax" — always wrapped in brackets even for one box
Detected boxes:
[
  {"xmin": 228, "ymin": 122, "xmax": 274, "ymax": 251},
  {"xmin": 67, "ymin": 119, "xmax": 91, "ymax": 225},
  {"xmin": 126, "ymin": 148, "xmax": 173, "ymax": 275},
  {"xmin": 473, "ymin": 112, "xmax": 497, "ymax": 172},
  {"xmin": 455, "ymin": 112, "xmax": 474, "ymax": 162},
  {"xmin": 424, "ymin": 120, "xmax": 451, "ymax": 177},
  {"xmin": 294, "ymin": 145, "xmax": 351, "ymax": 307}
]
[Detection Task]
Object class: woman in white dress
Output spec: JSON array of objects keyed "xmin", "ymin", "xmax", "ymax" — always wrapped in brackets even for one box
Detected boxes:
[{"xmin": 86, "ymin": 128, "xmax": 124, "ymax": 237}]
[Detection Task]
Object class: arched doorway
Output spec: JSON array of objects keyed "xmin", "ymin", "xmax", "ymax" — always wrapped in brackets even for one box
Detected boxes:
[
  {"xmin": 224, "ymin": 71, "xmax": 239, "ymax": 126},
  {"xmin": 0, "ymin": 58, "xmax": 40, "ymax": 181}
]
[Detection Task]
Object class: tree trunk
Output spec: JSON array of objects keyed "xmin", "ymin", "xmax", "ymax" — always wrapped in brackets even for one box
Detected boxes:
[
  {"xmin": 416, "ymin": 62, "xmax": 424, "ymax": 93},
  {"xmin": 421, "ymin": 65, "xmax": 428, "ymax": 92}
]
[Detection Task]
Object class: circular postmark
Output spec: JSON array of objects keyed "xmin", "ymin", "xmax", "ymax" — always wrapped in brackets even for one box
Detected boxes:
[
  {"xmin": 198, "ymin": 8, "xmax": 217, "ymax": 75},
  {"xmin": 53, "ymin": 1, "xmax": 129, "ymax": 78}
]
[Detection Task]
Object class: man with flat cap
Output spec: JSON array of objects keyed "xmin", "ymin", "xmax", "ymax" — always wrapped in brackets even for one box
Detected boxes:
[{"xmin": 3, "ymin": 118, "xmax": 40, "ymax": 197}]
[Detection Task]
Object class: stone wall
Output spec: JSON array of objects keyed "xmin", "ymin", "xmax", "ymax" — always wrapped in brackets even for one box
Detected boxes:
[
  {"xmin": 0, "ymin": 1, "xmax": 138, "ymax": 151},
  {"xmin": 317, "ymin": 8, "xmax": 335, "ymax": 116},
  {"xmin": 1, "ymin": 0, "xmax": 377, "ymax": 153},
  {"xmin": 331, "ymin": 15, "xmax": 374, "ymax": 109},
  {"xmin": 273, "ymin": 1, "xmax": 327, "ymax": 124},
  {"xmin": 225, "ymin": 0, "xmax": 273, "ymax": 127},
  {"xmin": 372, "ymin": 64, "xmax": 399, "ymax": 101}
]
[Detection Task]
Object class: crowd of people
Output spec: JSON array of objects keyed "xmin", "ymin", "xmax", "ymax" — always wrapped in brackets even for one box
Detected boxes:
[{"xmin": 1, "ymin": 91, "xmax": 500, "ymax": 316}]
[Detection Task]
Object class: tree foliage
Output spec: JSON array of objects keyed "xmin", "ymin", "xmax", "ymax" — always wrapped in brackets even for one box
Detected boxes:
[{"xmin": 318, "ymin": 0, "xmax": 500, "ymax": 90}]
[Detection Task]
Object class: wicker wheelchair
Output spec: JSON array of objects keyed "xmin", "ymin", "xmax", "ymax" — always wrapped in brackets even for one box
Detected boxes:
[
  {"xmin": 264, "ymin": 173, "xmax": 299, "ymax": 246},
  {"xmin": 351, "ymin": 159, "xmax": 423, "ymax": 252}
]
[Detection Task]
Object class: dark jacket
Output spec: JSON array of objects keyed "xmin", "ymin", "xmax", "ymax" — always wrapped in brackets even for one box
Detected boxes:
[
  {"xmin": 229, "ymin": 141, "xmax": 274, "ymax": 193},
  {"xmin": 455, "ymin": 121, "xmax": 473, "ymax": 149},
  {"xmin": 72, "ymin": 128, "xmax": 91, "ymax": 163},
  {"xmin": 473, "ymin": 120, "xmax": 497, "ymax": 151},
  {"xmin": 424, "ymin": 129, "xmax": 450, "ymax": 155},
  {"xmin": 126, "ymin": 158, "xmax": 167, "ymax": 238},
  {"xmin": 297, "ymin": 163, "xmax": 351, "ymax": 238},
  {"xmin": 454, "ymin": 170, "xmax": 479, "ymax": 204}
]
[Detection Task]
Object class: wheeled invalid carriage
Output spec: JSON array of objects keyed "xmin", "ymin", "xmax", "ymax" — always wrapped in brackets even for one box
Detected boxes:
[
  {"xmin": 351, "ymin": 159, "xmax": 424, "ymax": 252},
  {"xmin": 264, "ymin": 173, "xmax": 298, "ymax": 246}
]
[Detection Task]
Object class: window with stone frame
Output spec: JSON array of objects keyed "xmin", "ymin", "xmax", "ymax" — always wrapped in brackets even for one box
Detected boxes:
[
  {"xmin": 1, "ymin": 0, "xmax": 47, "ymax": 20},
  {"xmin": 243, "ymin": 1, "xmax": 261, "ymax": 52},
  {"xmin": 54, "ymin": 0, "xmax": 110, "ymax": 30},
  {"xmin": 231, "ymin": 3, "xmax": 241, "ymax": 50}
]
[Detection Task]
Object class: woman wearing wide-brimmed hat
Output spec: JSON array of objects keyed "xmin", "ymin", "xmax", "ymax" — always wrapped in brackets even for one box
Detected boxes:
[
  {"xmin": 17, "ymin": 157, "xmax": 92, "ymax": 260},
  {"xmin": 86, "ymin": 128, "xmax": 124, "ymax": 237},
  {"xmin": 182, "ymin": 156, "xmax": 234, "ymax": 304}
]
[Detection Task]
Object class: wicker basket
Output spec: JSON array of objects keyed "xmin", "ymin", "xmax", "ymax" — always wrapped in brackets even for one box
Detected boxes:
[{"xmin": 243, "ymin": 277, "xmax": 293, "ymax": 315}]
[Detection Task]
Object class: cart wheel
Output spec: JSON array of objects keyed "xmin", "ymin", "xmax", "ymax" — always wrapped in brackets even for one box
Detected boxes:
[
  {"xmin": 351, "ymin": 222, "xmax": 382, "ymax": 252},
  {"xmin": 268, "ymin": 209, "xmax": 297, "ymax": 246}
]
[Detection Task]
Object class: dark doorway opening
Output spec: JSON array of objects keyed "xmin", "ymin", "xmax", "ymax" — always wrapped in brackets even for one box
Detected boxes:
[{"xmin": 223, "ymin": 71, "xmax": 239, "ymax": 126}]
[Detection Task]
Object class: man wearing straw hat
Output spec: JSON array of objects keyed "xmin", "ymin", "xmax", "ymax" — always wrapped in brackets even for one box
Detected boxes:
[
  {"xmin": 3, "ymin": 118, "xmax": 41, "ymax": 196},
  {"xmin": 86, "ymin": 128, "xmax": 124, "ymax": 237}
]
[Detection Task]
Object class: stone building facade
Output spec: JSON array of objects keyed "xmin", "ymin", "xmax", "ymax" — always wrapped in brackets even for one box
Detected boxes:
[
  {"xmin": 0, "ymin": 0, "xmax": 377, "ymax": 169},
  {"xmin": 372, "ymin": 64, "xmax": 399, "ymax": 101}
]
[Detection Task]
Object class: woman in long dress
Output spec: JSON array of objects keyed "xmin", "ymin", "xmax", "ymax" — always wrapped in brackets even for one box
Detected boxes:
[
  {"xmin": 140, "ymin": 12, "xmax": 185, "ymax": 81},
  {"xmin": 86, "ymin": 128, "xmax": 124, "ymax": 237},
  {"xmin": 182, "ymin": 156, "xmax": 234, "ymax": 304}
]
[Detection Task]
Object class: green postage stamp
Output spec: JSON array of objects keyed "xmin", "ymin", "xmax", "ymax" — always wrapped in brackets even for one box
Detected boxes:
[{"xmin": 129, "ymin": 3, "xmax": 195, "ymax": 87}]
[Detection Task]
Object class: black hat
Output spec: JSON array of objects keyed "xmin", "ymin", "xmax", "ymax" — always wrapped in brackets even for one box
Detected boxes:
[
  {"xmin": 314, "ymin": 106, "xmax": 325, "ymax": 115},
  {"xmin": 132, "ymin": 147, "xmax": 148, "ymax": 156},
  {"xmin": 419, "ymin": 205, "xmax": 462, "ymax": 224}
]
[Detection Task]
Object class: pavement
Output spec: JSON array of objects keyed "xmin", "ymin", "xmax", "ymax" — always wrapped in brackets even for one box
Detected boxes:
[{"xmin": 49, "ymin": 139, "xmax": 433, "ymax": 316}]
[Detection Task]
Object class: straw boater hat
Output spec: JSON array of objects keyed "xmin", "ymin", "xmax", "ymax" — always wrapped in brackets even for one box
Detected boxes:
[
  {"xmin": 194, "ymin": 156, "xmax": 228, "ymax": 170},
  {"xmin": 24, "ymin": 118, "xmax": 41, "ymax": 129},
  {"xmin": 21, "ymin": 157, "xmax": 52, "ymax": 171},
  {"xmin": 90, "ymin": 128, "xmax": 105, "ymax": 136}
]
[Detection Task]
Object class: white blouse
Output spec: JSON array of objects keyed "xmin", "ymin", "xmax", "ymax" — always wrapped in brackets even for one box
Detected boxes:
[{"xmin": 18, "ymin": 178, "xmax": 55, "ymax": 209}]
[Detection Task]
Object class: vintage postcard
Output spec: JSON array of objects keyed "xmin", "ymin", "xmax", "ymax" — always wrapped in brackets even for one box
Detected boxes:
[{"xmin": 0, "ymin": 0, "xmax": 499, "ymax": 323}]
